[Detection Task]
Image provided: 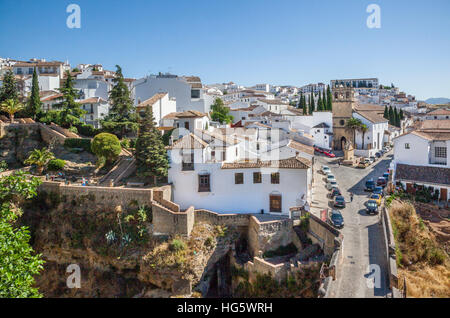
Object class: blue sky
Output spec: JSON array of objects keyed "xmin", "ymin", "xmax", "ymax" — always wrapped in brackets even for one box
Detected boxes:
[{"xmin": 0, "ymin": 0, "xmax": 449, "ymax": 100}]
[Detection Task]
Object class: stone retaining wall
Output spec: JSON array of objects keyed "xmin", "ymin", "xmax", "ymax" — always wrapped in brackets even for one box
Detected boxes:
[{"xmin": 382, "ymin": 206, "xmax": 399, "ymax": 291}]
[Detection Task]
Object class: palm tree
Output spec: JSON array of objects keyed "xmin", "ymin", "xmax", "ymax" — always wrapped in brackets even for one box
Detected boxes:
[
  {"xmin": 0, "ymin": 99, "xmax": 24, "ymax": 123},
  {"xmin": 360, "ymin": 124, "xmax": 369, "ymax": 150},
  {"xmin": 345, "ymin": 118, "xmax": 362, "ymax": 148},
  {"xmin": 24, "ymin": 148, "xmax": 55, "ymax": 175}
]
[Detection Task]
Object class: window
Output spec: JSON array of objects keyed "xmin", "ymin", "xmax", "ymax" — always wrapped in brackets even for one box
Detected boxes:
[
  {"xmin": 435, "ymin": 147, "xmax": 447, "ymax": 158},
  {"xmin": 198, "ymin": 174, "xmax": 210, "ymax": 192},
  {"xmin": 184, "ymin": 122, "xmax": 190, "ymax": 130},
  {"xmin": 235, "ymin": 173, "xmax": 244, "ymax": 184},
  {"xmin": 211, "ymin": 151, "xmax": 215, "ymax": 159},
  {"xmin": 191, "ymin": 89, "xmax": 200, "ymax": 98},
  {"xmin": 16, "ymin": 68, "xmax": 22, "ymax": 75},
  {"xmin": 270, "ymin": 195, "xmax": 282, "ymax": 213},
  {"xmin": 28, "ymin": 68, "xmax": 33, "ymax": 74},
  {"xmin": 256, "ymin": 143, "xmax": 260, "ymax": 151},
  {"xmin": 271, "ymin": 172, "xmax": 280, "ymax": 184},
  {"xmin": 339, "ymin": 120, "xmax": 345, "ymax": 126},
  {"xmin": 253, "ymin": 172, "xmax": 262, "ymax": 184},
  {"xmin": 182, "ymin": 152, "xmax": 194, "ymax": 171},
  {"xmin": 223, "ymin": 151, "xmax": 226, "ymax": 161},
  {"xmin": 404, "ymin": 143, "xmax": 410, "ymax": 149}
]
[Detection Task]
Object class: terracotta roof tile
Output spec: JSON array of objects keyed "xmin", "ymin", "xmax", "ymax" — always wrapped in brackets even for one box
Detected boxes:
[
  {"xmin": 167, "ymin": 133, "xmax": 208, "ymax": 150},
  {"xmin": 222, "ymin": 156, "xmax": 311, "ymax": 170},
  {"xmin": 287, "ymin": 140, "xmax": 314, "ymax": 155},
  {"xmin": 137, "ymin": 93, "xmax": 167, "ymax": 108},
  {"xmin": 396, "ymin": 164, "xmax": 450, "ymax": 186}
]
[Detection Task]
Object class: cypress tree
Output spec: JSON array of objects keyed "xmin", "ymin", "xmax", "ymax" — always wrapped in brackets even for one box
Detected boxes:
[
  {"xmin": 26, "ymin": 68, "xmax": 41, "ymax": 120},
  {"xmin": 383, "ymin": 106, "xmax": 389, "ymax": 120},
  {"xmin": 302, "ymin": 94, "xmax": 308, "ymax": 115},
  {"xmin": 394, "ymin": 108, "xmax": 400, "ymax": 127},
  {"xmin": 55, "ymin": 71, "xmax": 86, "ymax": 128},
  {"xmin": 322, "ymin": 88, "xmax": 327, "ymax": 111},
  {"xmin": 135, "ymin": 104, "xmax": 169, "ymax": 185},
  {"xmin": 326, "ymin": 85, "xmax": 332, "ymax": 111},
  {"xmin": 309, "ymin": 92, "xmax": 315, "ymax": 114},
  {"xmin": 399, "ymin": 108, "xmax": 404, "ymax": 120},
  {"xmin": 0, "ymin": 70, "xmax": 19, "ymax": 103},
  {"xmin": 297, "ymin": 93, "xmax": 302, "ymax": 108},
  {"xmin": 388, "ymin": 106, "xmax": 394, "ymax": 125},
  {"xmin": 101, "ymin": 65, "xmax": 138, "ymax": 138},
  {"xmin": 317, "ymin": 91, "xmax": 323, "ymax": 111}
]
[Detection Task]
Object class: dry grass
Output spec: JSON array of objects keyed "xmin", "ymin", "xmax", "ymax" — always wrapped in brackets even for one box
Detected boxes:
[{"xmin": 389, "ymin": 200, "xmax": 450, "ymax": 298}]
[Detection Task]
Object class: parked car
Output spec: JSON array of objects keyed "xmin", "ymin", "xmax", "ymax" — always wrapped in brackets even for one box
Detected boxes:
[
  {"xmin": 330, "ymin": 187, "xmax": 342, "ymax": 198},
  {"xmin": 329, "ymin": 210, "xmax": 344, "ymax": 228},
  {"xmin": 375, "ymin": 152, "xmax": 382, "ymax": 158},
  {"xmin": 377, "ymin": 177, "xmax": 387, "ymax": 187},
  {"xmin": 314, "ymin": 146, "xmax": 324, "ymax": 153},
  {"xmin": 363, "ymin": 158, "xmax": 371, "ymax": 165},
  {"xmin": 373, "ymin": 186, "xmax": 384, "ymax": 197},
  {"xmin": 357, "ymin": 161, "xmax": 369, "ymax": 169},
  {"xmin": 365, "ymin": 179, "xmax": 376, "ymax": 191},
  {"xmin": 323, "ymin": 150, "xmax": 336, "ymax": 158},
  {"xmin": 334, "ymin": 195, "xmax": 346, "ymax": 208},
  {"xmin": 366, "ymin": 200, "xmax": 379, "ymax": 215},
  {"xmin": 370, "ymin": 156, "xmax": 377, "ymax": 163},
  {"xmin": 370, "ymin": 194, "xmax": 382, "ymax": 206},
  {"xmin": 321, "ymin": 165, "xmax": 331, "ymax": 175},
  {"xmin": 326, "ymin": 174, "xmax": 336, "ymax": 183},
  {"xmin": 326, "ymin": 180, "xmax": 339, "ymax": 190}
]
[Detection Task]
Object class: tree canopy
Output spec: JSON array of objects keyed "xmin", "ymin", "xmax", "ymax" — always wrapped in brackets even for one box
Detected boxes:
[
  {"xmin": 0, "ymin": 70, "xmax": 19, "ymax": 103},
  {"xmin": 0, "ymin": 171, "xmax": 44, "ymax": 298},
  {"xmin": 91, "ymin": 132, "xmax": 122, "ymax": 167},
  {"xmin": 210, "ymin": 98, "xmax": 233, "ymax": 124},
  {"xmin": 101, "ymin": 65, "xmax": 138, "ymax": 138},
  {"xmin": 25, "ymin": 68, "xmax": 42, "ymax": 120},
  {"xmin": 54, "ymin": 71, "xmax": 86, "ymax": 128},
  {"xmin": 135, "ymin": 105, "xmax": 169, "ymax": 184}
]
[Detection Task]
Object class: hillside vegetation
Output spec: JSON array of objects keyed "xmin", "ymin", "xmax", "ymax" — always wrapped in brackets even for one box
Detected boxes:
[{"xmin": 388, "ymin": 200, "xmax": 450, "ymax": 297}]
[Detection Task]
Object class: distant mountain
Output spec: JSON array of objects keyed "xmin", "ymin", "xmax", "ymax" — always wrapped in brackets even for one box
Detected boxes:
[{"xmin": 425, "ymin": 98, "xmax": 450, "ymax": 105}]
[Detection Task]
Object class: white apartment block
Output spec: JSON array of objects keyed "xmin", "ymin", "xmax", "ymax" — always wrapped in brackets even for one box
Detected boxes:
[
  {"xmin": 331, "ymin": 78, "xmax": 379, "ymax": 89},
  {"xmin": 134, "ymin": 74, "xmax": 215, "ymax": 113},
  {"xmin": 167, "ymin": 131, "xmax": 312, "ymax": 217},
  {"xmin": 393, "ymin": 120, "xmax": 450, "ymax": 201},
  {"xmin": 136, "ymin": 92, "xmax": 177, "ymax": 127}
]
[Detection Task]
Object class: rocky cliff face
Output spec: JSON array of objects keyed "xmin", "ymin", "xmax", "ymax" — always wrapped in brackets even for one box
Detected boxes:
[
  {"xmin": 22, "ymin": 191, "xmax": 236, "ymax": 297},
  {"xmin": 0, "ymin": 125, "xmax": 44, "ymax": 167}
]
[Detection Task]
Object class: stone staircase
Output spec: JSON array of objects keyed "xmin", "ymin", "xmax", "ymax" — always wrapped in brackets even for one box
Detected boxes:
[{"xmin": 99, "ymin": 151, "xmax": 136, "ymax": 187}]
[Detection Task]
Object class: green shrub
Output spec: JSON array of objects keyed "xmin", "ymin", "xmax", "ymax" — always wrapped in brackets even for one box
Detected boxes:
[
  {"xmin": 76, "ymin": 123, "xmax": 100, "ymax": 137},
  {"xmin": 0, "ymin": 160, "xmax": 7, "ymax": 172},
  {"xmin": 120, "ymin": 138, "xmax": 130, "ymax": 148},
  {"xmin": 68, "ymin": 126, "xmax": 78, "ymax": 134},
  {"xmin": 47, "ymin": 159, "xmax": 66, "ymax": 171},
  {"xmin": 263, "ymin": 243, "xmax": 298, "ymax": 259},
  {"xmin": 169, "ymin": 239, "xmax": 186, "ymax": 252},
  {"xmin": 91, "ymin": 133, "xmax": 121, "ymax": 166},
  {"xmin": 64, "ymin": 138, "xmax": 92, "ymax": 153}
]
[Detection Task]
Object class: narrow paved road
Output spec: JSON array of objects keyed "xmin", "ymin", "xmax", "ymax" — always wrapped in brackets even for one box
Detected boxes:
[{"xmin": 316, "ymin": 153, "xmax": 393, "ymax": 298}]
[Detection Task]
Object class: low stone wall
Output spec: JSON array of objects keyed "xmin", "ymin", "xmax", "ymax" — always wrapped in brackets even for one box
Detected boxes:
[
  {"xmin": 248, "ymin": 216, "xmax": 294, "ymax": 258},
  {"xmin": 39, "ymin": 181, "xmax": 155, "ymax": 209},
  {"xmin": 39, "ymin": 124, "xmax": 67, "ymax": 145},
  {"xmin": 307, "ymin": 212, "xmax": 342, "ymax": 257},
  {"xmin": 49, "ymin": 123, "xmax": 80, "ymax": 139},
  {"xmin": 382, "ymin": 206, "xmax": 399, "ymax": 291},
  {"xmin": 152, "ymin": 202, "xmax": 194, "ymax": 236}
]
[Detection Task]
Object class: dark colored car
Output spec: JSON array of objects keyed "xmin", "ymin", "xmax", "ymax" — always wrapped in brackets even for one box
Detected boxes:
[
  {"xmin": 377, "ymin": 177, "xmax": 387, "ymax": 187},
  {"xmin": 330, "ymin": 187, "xmax": 342, "ymax": 198},
  {"xmin": 334, "ymin": 195, "xmax": 346, "ymax": 208},
  {"xmin": 365, "ymin": 179, "xmax": 375, "ymax": 191},
  {"xmin": 373, "ymin": 186, "xmax": 384, "ymax": 197},
  {"xmin": 375, "ymin": 152, "xmax": 382, "ymax": 158},
  {"xmin": 329, "ymin": 210, "xmax": 344, "ymax": 228},
  {"xmin": 366, "ymin": 200, "xmax": 379, "ymax": 215}
]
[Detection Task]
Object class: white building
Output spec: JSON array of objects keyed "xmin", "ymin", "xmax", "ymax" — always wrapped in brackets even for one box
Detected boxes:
[
  {"xmin": 161, "ymin": 110, "xmax": 209, "ymax": 134},
  {"xmin": 353, "ymin": 110, "xmax": 389, "ymax": 157},
  {"xmin": 424, "ymin": 109, "xmax": 450, "ymax": 120},
  {"xmin": 331, "ymin": 78, "xmax": 379, "ymax": 89},
  {"xmin": 134, "ymin": 74, "xmax": 214, "ymax": 113},
  {"xmin": 79, "ymin": 97, "xmax": 109, "ymax": 128},
  {"xmin": 167, "ymin": 132, "xmax": 312, "ymax": 217},
  {"xmin": 392, "ymin": 120, "xmax": 450, "ymax": 201},
  {"xmin": 136, "ymin": 92, "xmax": 176, "ymax": 127}
]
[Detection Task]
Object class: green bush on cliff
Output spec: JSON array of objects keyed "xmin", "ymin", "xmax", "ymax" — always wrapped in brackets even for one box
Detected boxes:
[
  {"xmin": 169, "ymin": 239, "xmax": 186, "ymax": 252},
  {"xmin": 0, "ymin": 172, "xmax": 44, "ymax": 298},
  {"xmin": 47, "ymin": 159, "xmax": 66, "ymax": 171}
]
